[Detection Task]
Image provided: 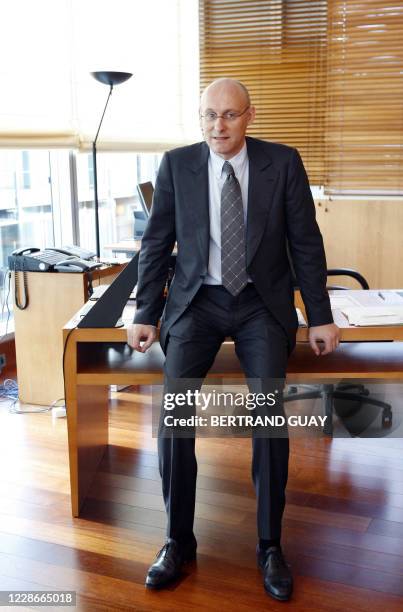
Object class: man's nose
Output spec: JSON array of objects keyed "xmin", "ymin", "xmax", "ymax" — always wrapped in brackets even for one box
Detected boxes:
[{"xmin": 213, "ymin": 116, "xmax": 226, "ymax": 131}]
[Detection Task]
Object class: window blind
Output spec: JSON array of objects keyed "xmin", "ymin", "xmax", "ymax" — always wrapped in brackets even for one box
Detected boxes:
[
  {"xmin": 199, "ymin": 0, "xmax": 328, "ymax": 184},
  {"xmin": 325, "ymin": 0, "xmax": 403, "ymax": 193}
]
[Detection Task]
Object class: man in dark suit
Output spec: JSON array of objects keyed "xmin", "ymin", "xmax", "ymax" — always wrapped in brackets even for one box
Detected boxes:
[{"xmin": 127, "ymin": 78, "xmax": 340, "ymax": 601}]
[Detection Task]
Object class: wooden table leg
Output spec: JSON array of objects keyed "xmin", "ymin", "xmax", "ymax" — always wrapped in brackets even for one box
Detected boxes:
[
  {"xmin": 66, "ymin": 385, "xmax": 109, "ymax": 516},
  {"xmin": 64, "ymin": 332, "xmax": 110, "ymax": 516}
]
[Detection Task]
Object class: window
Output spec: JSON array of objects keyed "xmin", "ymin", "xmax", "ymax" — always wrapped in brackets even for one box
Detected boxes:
[
  {"xmin": 21, "ymin": 151, "xmax": 31, "ymax": 189},
  {"xmin": 0, "ymin": 0, "xmax": 200, "ymax": 334},
  {"xmin": 0, "ymin": 149, "xmax": 73, "ymax": 333},
  {"xmin": 199, "ymin": 0, "xmax": 403, "ymax": 193},
  {"xmin": 0, "ymin": 148, "xmax": 163, "ymax": 335},
  {"xmin": 0, "ymin": 0, "xmax": 200, "ymax": 150},
  {"xmin": 76, "ymin": 151, "xmax": 162, "ymax": 255}
]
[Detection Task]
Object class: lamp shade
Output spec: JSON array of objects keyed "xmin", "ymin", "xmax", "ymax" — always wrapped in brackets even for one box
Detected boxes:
[{"xmin": 91, "ymin": 71, "xmax": 133, "ymax": 87}]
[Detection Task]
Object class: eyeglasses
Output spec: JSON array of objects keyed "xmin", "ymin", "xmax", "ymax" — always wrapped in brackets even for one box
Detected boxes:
[{"xmin": 200, "ymin": 106, "xmax": 250, "ymax": 123}]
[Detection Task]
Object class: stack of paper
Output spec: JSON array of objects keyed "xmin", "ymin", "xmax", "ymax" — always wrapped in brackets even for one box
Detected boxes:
[
  {"xmin": 341, "ymin": 306, "xmax": 403, "ymax": 326},
  {"xmin": 296, "ymin": 308, "xmax": 307, "ymax": 327},
  {"xmin": 330, "ymin": 294, "xmax": 361, "ymax": 309}
]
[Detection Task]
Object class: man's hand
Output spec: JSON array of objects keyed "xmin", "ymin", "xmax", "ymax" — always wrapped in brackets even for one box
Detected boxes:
[
  {"xmin": 127, "ymin": 324, "xmax": 157, "ymax": 353},
  {"xmin": 308, "ymin": 323, "xmax": 340, "ymax": 356}
]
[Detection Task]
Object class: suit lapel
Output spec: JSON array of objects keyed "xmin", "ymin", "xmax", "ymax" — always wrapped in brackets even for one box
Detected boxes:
[
  {"xmin": 246, "ymin": 137, "xmax": 278, "ymax": 267},
  {"xmin": 184, "ymin": 143, "xmax": 210, "ymax": 264}
]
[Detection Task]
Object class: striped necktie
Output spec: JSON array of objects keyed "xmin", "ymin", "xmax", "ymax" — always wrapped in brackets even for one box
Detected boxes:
[{"xmin": 220, "ymin": 161, "xmax": 248, "ymax": 295}]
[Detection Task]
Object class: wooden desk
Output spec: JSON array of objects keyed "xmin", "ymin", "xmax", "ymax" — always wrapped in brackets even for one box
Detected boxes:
[
  {"xmin": 63, "ymin": 292, "xmax": 403, "ymax": 516},
  {"xmin": 13, "ymin": 264, "xmax": 125, "ymax": 405},
  {"xmin": 104, "ymin": 239, "xmax": 177, "ymax": 257},
  {"xmin": 104, "ymin": 239, "xmax": 140, "ymax": 256}
]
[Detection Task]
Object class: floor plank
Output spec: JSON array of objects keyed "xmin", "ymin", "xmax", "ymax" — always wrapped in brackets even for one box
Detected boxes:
[{"xmin": 0, "ymin": 389, "xmax": 402, "ymax": 611}]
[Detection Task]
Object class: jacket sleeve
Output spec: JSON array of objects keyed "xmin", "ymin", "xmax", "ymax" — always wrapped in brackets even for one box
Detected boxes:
[
  {"xmin": 133, "ymin": 152, "xmax": 176, "ymax": 326},
  {"xmin": 285, "ymin": 148, "xmax": 333, "ymax": 327}
]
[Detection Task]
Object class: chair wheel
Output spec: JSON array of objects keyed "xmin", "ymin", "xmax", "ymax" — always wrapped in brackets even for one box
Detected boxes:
[{"xmin": 382, "ymin": 409, "xmax": 392, "ymax": 428}]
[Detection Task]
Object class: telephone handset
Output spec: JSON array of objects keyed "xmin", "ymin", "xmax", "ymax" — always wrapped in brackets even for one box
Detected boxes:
[
  {"xmin": 11, "ymin": 247, "xmax": 40, "ymax": 257},
  {"xmin": 54, "ymin": 258, "xmax": 102, "ymax": 273}
]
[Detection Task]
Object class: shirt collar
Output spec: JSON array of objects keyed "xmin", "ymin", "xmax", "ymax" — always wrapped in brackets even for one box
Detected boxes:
[{"xmin": 209, "ymin": 142, "xmax": 248, "ymax": 180}]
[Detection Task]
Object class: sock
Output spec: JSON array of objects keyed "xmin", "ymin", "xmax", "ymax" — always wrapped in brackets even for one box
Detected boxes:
[{"xmin": 259, "ymin": 538, "xmax": 280, "ymax": 550}]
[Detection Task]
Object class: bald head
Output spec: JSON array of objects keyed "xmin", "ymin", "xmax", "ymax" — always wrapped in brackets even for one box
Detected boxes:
[
  {"xmin": 199, "ymin": 78, "xmax": 255, "ymax": 160},
  {"xmin": 200, "ymin": 78, "xmax": 251, "ymax": 108}
]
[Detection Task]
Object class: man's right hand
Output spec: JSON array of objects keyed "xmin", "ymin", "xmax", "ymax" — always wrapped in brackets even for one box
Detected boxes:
[{"xmin": 127, "ymin": 324, "xmax": 157, "ymax": 353}]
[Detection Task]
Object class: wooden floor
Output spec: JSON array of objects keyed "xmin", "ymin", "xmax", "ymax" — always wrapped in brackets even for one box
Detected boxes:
[{"xmin": 0, "ymin": 387, "xmax": 403, "ymax": 611}]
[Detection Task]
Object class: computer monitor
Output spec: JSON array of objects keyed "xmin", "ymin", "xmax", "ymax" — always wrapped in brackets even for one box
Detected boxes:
[
  {"xmin": 137, "ymin": 181, "xmax": 154, "ymax": 217},
  {"xmin": 134, "ymin": 182, "xmax": 154, "ymax": 238},
  {"xmin": 133, "ymin": 210, "xmax": 148, "ymax": 238}
]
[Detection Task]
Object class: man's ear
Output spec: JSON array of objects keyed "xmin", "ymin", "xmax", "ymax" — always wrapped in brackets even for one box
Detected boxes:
[
  {"xmin": 199, "ymin": 112, "xmax": 205, "ymax": 138},
  {"xmin": 247, "ymin": 105, "xmax": 256, "ymax": 126}
]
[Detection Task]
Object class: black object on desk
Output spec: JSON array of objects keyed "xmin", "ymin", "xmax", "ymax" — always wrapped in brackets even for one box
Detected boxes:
[{"xmin": 78, "ymin": 253, "xmax": 139, "ymax": 328}]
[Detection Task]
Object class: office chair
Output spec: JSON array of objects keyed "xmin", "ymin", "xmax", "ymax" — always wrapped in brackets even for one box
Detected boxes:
[{"xmin": 285, "ymin": 268, "xmax": 392, "ymax": 435}]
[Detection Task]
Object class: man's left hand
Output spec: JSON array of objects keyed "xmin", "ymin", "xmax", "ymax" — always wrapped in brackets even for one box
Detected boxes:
[{"xmin": 308, "ymin": 323, "xmax": 340, "ymax": 356}]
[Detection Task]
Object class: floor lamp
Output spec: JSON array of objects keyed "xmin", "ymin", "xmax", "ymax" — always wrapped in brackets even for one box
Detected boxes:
[{"xmin": 90, "ymin": 71, "xmax": 133, "ymax": 257}]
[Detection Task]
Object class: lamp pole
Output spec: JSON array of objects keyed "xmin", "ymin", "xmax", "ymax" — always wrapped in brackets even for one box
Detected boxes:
[{"xmin": 90, "ymin": 71, "xmax": 133, "ymax": 257}]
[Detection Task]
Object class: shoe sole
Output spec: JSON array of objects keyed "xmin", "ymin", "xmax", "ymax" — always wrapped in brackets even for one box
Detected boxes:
[{"xmin": 145, "ymin": 552, "xmax": 197, "ymax": 589}]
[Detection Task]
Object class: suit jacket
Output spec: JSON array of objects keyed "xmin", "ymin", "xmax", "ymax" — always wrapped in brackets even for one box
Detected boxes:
[{"xmin": 133, "ymin": 136, "xmax": 333, "ymax": 353}]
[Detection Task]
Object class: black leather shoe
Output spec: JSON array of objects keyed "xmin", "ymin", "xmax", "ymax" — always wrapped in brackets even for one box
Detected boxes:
[
  {"xmin": 145, "ymin": 538, "xmax": 197, "ymax": 589},
  {"xmin": 257, "ymin": 545, "xmax": 293, "ymax": 601}
]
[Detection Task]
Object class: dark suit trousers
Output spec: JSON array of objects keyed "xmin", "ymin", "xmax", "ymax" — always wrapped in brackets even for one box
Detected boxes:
[{"xmin": 159, "ymin": 283, "xmax": 290, "ymax": 544}]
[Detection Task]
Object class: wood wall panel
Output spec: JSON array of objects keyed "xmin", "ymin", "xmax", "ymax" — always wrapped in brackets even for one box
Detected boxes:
[{"xmin": 315, "ymin": 198, "xmax": 403, "ymax": 289}]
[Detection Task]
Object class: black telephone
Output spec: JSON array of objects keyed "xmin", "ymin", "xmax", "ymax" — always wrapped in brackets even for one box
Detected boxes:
[
  {"xmin": 8, "ymin": 246, "xmax": 98, "ymax": 272},
  {"xmin": 9, "ymin": 245, "xmax": 102, "ymax": 310}
]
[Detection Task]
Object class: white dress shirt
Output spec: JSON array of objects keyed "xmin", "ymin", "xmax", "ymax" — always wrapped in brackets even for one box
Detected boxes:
[{"xmin": 204, "ymin": 143, "xmax": 250, "ymax": 285}]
